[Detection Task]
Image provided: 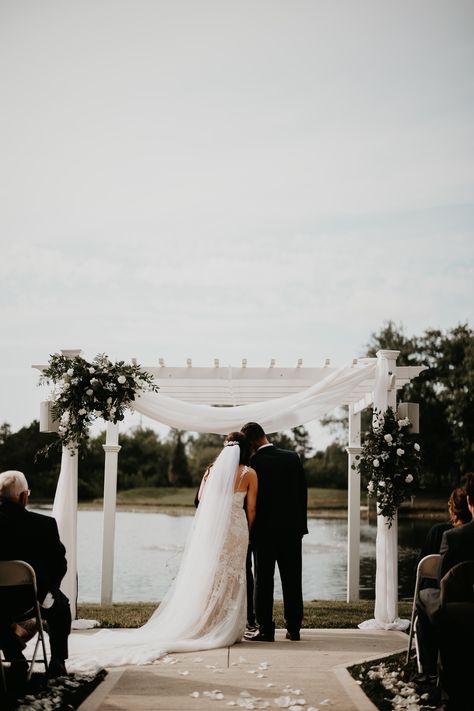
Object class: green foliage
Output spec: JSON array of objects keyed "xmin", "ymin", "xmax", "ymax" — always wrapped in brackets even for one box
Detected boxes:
[
  {"xmin": 39, "ymin": 352, "xmax": 159, "ymax": 452},
  {"xmin": 291, "ymin": 425, "xmax": 311, "ymax": 461},
  {"xmin": 366, "ymin": 320, "xmax": 474, "ymax": 488},
  {"xmin": 167, "ymin": 429, "xmax": 192, "ymax": 486},
  {"xmin": 304, "ymin": 442, "xmax": 347, "ymax": 488},
  {"xmin": 0, "ymin": 420, "xmax": 61, "ymax": 499},
  {"xmin": 186, "ymin": 433, "xmax": 224, "ymax": 484},
  {"xmin": 353, "ymin": 407, "xmax": 421, "ymax": 524}
]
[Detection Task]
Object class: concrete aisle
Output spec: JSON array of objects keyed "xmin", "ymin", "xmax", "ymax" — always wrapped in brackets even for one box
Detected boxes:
[{"xmin": 77, "ymin": 628, "xmax": 408, "ymax": 711}]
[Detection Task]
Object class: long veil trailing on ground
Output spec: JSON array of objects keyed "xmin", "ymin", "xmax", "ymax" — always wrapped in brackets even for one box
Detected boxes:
[{"xmin": 63, "ymin": 445, "xmax": 242, "ymax": 672}]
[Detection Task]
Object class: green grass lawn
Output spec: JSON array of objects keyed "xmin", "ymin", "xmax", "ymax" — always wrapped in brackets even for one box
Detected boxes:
[{"xmin": 77, "ymin": 599, "xmax": 413, "ymax": 629}]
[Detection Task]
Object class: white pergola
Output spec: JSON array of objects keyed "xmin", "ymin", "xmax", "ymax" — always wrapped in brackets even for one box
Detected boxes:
[{"xmin": 34, "ymin": 349, "xmax": 425, "ymax": 621}]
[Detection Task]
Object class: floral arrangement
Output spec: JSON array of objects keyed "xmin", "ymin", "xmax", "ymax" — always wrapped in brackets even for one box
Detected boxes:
[
  {"xmin": 352, "ymin": 407, "xmax": 421, "ymax": 526},
  {"xmin": 39, "ymin": 352, "xmax": 159, "ymax": 451}
]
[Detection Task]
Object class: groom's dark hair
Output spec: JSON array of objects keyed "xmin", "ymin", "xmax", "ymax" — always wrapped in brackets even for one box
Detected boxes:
[{"xmin": 241, "ymin": 422, "xmax": 266, "ymax": 445}]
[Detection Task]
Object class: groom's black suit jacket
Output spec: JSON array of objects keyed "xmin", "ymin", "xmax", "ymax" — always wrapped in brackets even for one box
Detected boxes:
[
  {"xmin": 250, "ymin": 445, "xmax": 308, "ymax": 544},
  {"xmin": 0, "ymin": 501, "xmax": 67, "ymax": 604}
]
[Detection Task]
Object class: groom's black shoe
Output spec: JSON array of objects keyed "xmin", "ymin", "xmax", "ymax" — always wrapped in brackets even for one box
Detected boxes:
[
  {"xmin": 285, "ymin": 630, "xmax": 300, "ymax": 641},
  {"xmin": 249, "ymin": 631, "xmax": 275, "ymax": 642},
  {"xmin": 248, "ymin": 625, "xmax": 275, "ymax": 642}
]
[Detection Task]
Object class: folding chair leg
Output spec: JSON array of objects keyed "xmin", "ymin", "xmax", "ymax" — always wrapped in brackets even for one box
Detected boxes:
[{"xmin": 0, "ymin": 653, "xmax": 6, "ymax": 693}]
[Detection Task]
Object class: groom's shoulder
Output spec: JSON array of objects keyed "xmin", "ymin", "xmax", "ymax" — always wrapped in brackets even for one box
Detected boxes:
[{"xmin": 268, "ymin": 446, "xmax": 300, "ymax": 462}]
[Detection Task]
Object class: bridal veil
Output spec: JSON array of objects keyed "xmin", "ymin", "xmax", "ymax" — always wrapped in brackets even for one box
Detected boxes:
[{"xmin": 65, "ymin": 443, "xmax": 244, "ymax": 671}]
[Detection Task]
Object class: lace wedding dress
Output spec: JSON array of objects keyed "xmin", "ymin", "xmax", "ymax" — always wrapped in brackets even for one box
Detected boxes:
[{"xmin": 65, "ymin": 446, "xmax": 248, "ymax": 672}]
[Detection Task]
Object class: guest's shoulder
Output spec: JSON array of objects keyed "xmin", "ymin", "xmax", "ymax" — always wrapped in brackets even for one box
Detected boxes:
[
  {"xmin": 25, "ymin": 508, "xmax": 58, "ymax": 530},
  {"xmin": 445, "ymin": 518, "xmax": 474, "ymax": 542},
  {"xmin": 428, "ymin": 521, "xmax": 452, "ymax": 538}
]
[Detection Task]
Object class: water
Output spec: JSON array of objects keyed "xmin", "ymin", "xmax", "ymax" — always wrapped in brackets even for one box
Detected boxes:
[{"xmin": 34, "ymin": 508, "xmax": 438, "ymax": 602}]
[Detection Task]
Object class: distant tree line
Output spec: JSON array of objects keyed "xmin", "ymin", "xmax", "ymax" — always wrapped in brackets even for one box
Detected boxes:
[
  {"xmin": 0, "ymin": 322, "xmax": 472, "ymax": 501},
  {"xmin": 0, "ymin": 422, "xmax": 328, "ymax": 501}
]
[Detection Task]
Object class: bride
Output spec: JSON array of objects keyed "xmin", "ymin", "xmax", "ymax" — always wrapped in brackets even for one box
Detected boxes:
[{"xmin": 66, "ymin": 431, "xmax": 258, "ymax": 672}]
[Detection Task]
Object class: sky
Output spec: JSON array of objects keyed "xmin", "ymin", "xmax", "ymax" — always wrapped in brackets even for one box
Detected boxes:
[{"xmin": 1, "ymin": 0, "xmax": 473, "ymax": 451}]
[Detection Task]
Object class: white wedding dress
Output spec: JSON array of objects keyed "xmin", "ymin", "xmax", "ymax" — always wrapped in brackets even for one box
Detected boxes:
[{"xmin": 65, "ymin": 445, "xmax": 248, "ymax": 672}]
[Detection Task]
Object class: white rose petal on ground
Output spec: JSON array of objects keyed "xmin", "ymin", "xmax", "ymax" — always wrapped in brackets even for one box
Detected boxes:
[{"xmin": 274, "ymin": 696, "xmax": 292, "ymax": 707}]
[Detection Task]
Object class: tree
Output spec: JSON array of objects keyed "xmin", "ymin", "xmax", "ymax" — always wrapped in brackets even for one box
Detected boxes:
[
  {"xmin": 291, "ymin": 425, "xmax": 311, "ymax": 461},
  {"xmin": 167, "ymin": 429, "xmax": 192, "ymax": 486},
  {"xmin": 364, "ymin": 320, "xmax": 474, "ymax": 489},
  {"xmin": 187, "ymin": 433, "xmax": 223, "ymax": 485},
  {"xmin": 304, "ymin": 443, "xmax": 347, "ymax": 488},
  {"xmin": 0, "ymin": 421, "xmax": 61, "ymax": 499}
]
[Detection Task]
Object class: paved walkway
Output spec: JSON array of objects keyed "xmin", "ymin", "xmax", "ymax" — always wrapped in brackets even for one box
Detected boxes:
[{"xmin": 77, "ymin": 628, "xmax": 408, "ymax": 711}]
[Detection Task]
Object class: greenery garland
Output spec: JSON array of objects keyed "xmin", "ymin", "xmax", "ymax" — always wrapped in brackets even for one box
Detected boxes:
[
  {"xmin": 39, "ymin": 353, "xmax": 159, "ymax": 451},
  {"xmin": 353, "ymin": 407, "xmax": 421, "ymax": 526}
]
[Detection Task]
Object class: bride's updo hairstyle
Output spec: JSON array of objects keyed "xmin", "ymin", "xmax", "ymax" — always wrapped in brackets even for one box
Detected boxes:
[{"xmin": 224, "ymin": 431, "xmax": 251, "ymax": 466}]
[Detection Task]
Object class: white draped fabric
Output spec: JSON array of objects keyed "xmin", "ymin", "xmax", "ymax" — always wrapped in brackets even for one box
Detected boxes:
[
  {"xmin": 132, "ymin": 361, "xmax": 377, "ymax": 433},
  {"xmin": 52, "ymin": 448, "xmax": 78, "ymax": 619}
]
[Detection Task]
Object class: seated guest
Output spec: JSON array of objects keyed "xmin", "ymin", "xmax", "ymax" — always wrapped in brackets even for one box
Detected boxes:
[
  {"xmin": 0, "ymin": 470, "xmax": 71, "ymax": 681},
  {"xmin": 436, "ymin": 472, "xmax": 474, "ymax": 710},
  {"xmin": 414, "ymin": 486, "xmax": 471, "ymax": 676},
  {"xmin": 438, "ymin": 474, "xmax": 474, "ymax": 579}
]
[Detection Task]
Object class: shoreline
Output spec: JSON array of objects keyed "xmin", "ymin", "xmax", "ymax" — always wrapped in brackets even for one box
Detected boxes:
[{"xmin": 32, "ymin": 500, "xmax": 448, "ymax": 521}]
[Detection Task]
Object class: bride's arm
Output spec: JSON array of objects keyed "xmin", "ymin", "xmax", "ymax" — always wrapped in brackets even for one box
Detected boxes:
[
  {"xmin": 245, "ymin": 469, "xmax": 258, "ymax": 531},
  {"xmin": 197, "ymin": 465, "xmax": 211, "ymax": 502}
]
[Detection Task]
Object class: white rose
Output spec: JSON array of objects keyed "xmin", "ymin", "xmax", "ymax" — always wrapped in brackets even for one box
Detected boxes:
[
  {"xmin": 384, "ymin": 434, "xmax": 393, "ymax": 443},
  {"xmin": 373, "ymin": 459, "xmax": 380, "ymax": 468},
  {"xmin": 78, "ymin": 408, "xmax": 87, "ymax": 416},
  {"xmin": 67, "ymin": 368, "xmax": 74, "ymax": 377},
  {"xmin": 396, "ymin": 448, "xmax": 404, "ymax": 456},
  {"xmin": 405, "ymin": 474, "xmax": 414, "ymax": 483},
  {"xmin": 89, "ymin": 367, "xmax": 95, "ymax": 374},
  {"xmin": 414, "ymin": 443, "xmax": 420, "ymax": 451},
  {"xmin": 117, "ymin": 375, "xmax": 127, "ymax": 385},
  {"xmin": 86, "ymin": 388, "xmax": 93, "ymax": 396}
]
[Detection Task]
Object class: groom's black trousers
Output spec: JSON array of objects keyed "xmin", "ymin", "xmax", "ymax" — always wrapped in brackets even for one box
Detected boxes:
[{"xmin": 252, "ymin": 533, "xmax": 303, "ymax": 634}]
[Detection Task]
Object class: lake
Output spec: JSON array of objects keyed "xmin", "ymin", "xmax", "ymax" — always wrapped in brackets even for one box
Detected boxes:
[{"xmin": 47, "ymin": 508, "xmax": 438, "ymax": 603}]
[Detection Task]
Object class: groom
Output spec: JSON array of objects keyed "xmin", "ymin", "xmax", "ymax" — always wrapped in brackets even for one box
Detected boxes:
[{"xmin": 241, "ymin": 422, "xmax": 308, "ymax": 641}]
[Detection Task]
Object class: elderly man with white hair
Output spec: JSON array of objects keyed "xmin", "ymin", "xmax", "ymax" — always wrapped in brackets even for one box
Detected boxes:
[{"xmin": 0, "ymin": 470, "xmax": 71, "ymax": 683}]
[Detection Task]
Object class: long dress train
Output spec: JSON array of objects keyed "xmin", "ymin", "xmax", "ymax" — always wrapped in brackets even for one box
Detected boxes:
[{"xmin": 64, "ymin": 446, "xmax": 248, "ymax": 672}]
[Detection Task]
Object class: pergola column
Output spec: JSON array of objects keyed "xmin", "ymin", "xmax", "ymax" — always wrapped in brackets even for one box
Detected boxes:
[
  {"xmin": 346, "ymin": 403, "xmax": 361, "ymax": 602},
  {"xmin": 101, "ymin": 422, "xmax": 121, "ymax": 605},
  {"xmin": 373, "ymin": 349, "xmax": 400, "ymax": 625}
]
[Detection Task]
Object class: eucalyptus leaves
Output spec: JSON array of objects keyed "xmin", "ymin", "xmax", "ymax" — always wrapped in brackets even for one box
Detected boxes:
[
  {"xmin": 353, "ymin": 407, "xmax": 421, "ymax": 525},
  {"xmin": 40, "ymin": 353, "xmax": 158, "ymax": 451}
]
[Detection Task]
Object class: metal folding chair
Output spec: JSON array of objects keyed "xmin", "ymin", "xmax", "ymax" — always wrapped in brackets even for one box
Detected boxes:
[
  {"xmin": 0, "ymin": 560, "xmax": 49, "ymax": 689},
  {"xmin": 406, "ymin": 553, "xmax": 441, "ymax": 670}
]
